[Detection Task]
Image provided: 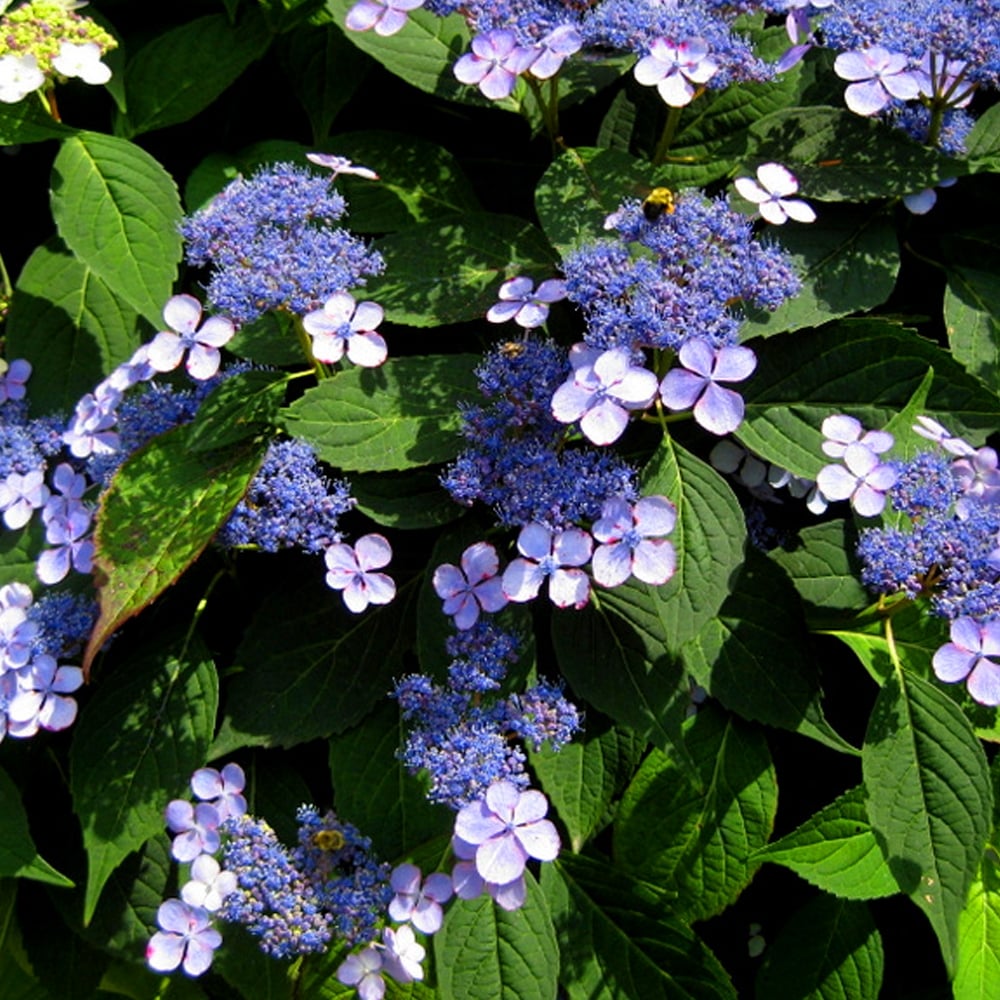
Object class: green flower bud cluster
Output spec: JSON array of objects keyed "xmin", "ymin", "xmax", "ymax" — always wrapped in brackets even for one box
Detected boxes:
[{"xmin": 0, "ymin": 0, "xmax": 116, "ymax": 76}]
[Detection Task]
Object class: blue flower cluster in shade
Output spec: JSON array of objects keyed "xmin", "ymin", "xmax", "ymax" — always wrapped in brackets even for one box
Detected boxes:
[
  {"xmin": 562, "ymin": 192, "xmax": 800, "ymax": 355},
  {"xmin": 218, "ymin": 808, "xmax": 390, "ymax": 957},
  {"xmin": 890, "ymin": 105, "xmax": 974, "ymax": 157},
  {"xmin": 441, "ymin": 339, "xmax": 639, "ymax": 530},
  {"xmin": 817, "ymin": 0, "xmax": 1000, "ymax": 88},
  {"xmin": 179, "ymin": 163, "xmax": 384, "ymax": 325},
  {"xmin": 26, "ymin": 592, "xmax": 97, "ymax": 660},
  {"xmin": 0, "ymin": 399, "xmax": 64, "ymax": 481},
  {"xmin": 217, "ymin": 438, "xmax": 354, "ymax": 554},
  {"xmin": 856, "ymin": 451, "xmax": 1000, "ymax": 621},
  {"xmin": 394, "ymin": 619, "xmax": 581, "ymax": 809}
]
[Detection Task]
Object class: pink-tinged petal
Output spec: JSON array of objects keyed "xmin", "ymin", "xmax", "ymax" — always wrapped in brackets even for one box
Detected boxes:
[
  {"xmin": 844, "ymin": 79, "xmax": 889, "ymax": 116},
  {"xmin": 355, "ymin": 534, "xmax": 392, "ymax": 571},
  {"xmin": 514, "ymin": 817, "xmax": 560, "ymax": 861},
  {"xmin": 374, "ymin": 7, "xmax": 409, "ymax": 35},
  {"xmin": 147, "ymin": 332, "xmax": 185, "ymax": 372},
  {"xmin": 183, "ymin": 935, "xmax": 220, "ymax": 977},
  {"xmin": 580, "ymin": 398, "xmax": 629, "ymax": 445},
  {"xmin": 633, "ymin": 53, "xmax": 667, "ymax": 86},
  {"xmin": 614, "ymin": 367, "xmax": 659, "ymax": 407},
  {"xmin": 325, "ymin": 542, "xmax": 360, "ymax": 577},
  {"xmin": 553, "ymin": 528, "xmax": 592, "ymax": 567},
  {"xmin": 343, "ymin": 579, "xmax": 372, "ymax": 613},
  {"xmin": 592, "ymin": 498, "xmax": 632, "ymax": 542},
  {"xmin": 816, "ymin": 464, "xmax": 860, "ymax": 501},
  {"xmin": 346, "ymin": 331, "xmax": 388, "ymax": 367},
  {"xmin": 851, "ymin": 483, "xmax": 888, "ymax": 517},
  {"xmin": 822, "ymin": 414, "xmax": 862, "ymax": 447},
  {"xmin": 981, "ymin": 622, "xmax": 1000, "ymax": 658},
  {"xmin": 147, "ymin": 931, "xmax": 185, "ymax": 972},
  {"xmin": 551, "ymin": 379, "xmax": 594, "ymax": 424},
  {"xmin": 933, "ymin": 643, "xmax": 975, "ymax": 682},
  {"xmin": 461, "ymin": 541, "xmax": 499, "ymax": 582},
  {"xmin": 660, "ymin": 369, "xmax": 706, "ymax": 412},
  {"xmin": 499, "ymin": 276, "xmax": 534, "ymax": 299},
  {"xmin": 345, "ymin": 0, "xmax": 383, "ymax": 30},
  {"xmin": 491, "ymin": 876, "xmax": 526, "ymax": 910},
  {"xmin": 968, "ymin": 658, "xmax": 1000, "ymax": 706},
  {"xmin": 158, "ymin": 899, "xmax": 197, "ymax": 933},
  {"xmin": 450, "ymin": 594, "xmax": 479, "ymax": 630},
  {"xmin": 352, "ymin": 301, "xmax": 384, "ymax": 331},
  {"xmin": 454, "ymin": 52, "xmax": 488, "ymax": 86},
  {"xmin": 782, "ymin": 198, "xmax": 816, "ymax": 223},
  {"xmin": 758, "ymin": 162, "xmax": 798, "ymax": 196},
  {"xmin": 547, "ymin": 568, "xmax": 590, "ymax": 608},
  {"xmin": 311, "ymin": 332, "xmax": 347, "ymax": 364},
  {"xmin": 479, "ymin": 65, "xmax": 517, "ymax": 101},
  {"xmin": 517, "ymin": 523, "xmax": 553, "ymax": 560},
  {"xmin": 693, "ymin": 382, "xmax": 745, "ymax": 435},
  {"xmin": 302, "ymin": 309, "xmax": 342, "ymax": 336},
  {"xmin": 676, "ymin": 338, "xmax": 716, "ymax": 376},
  {"xmin": 514, "ymin": 302, "xmax": 549, "ymax": 328},
  {"xmin": 455, "ymin": 798, "xmax": 507, "ymax": 845},
  {"xmin": 324, "ymin": 291, "xmax": 359, "ymax": 325},
  {"xmin": 634, "ymin": 496, "xmax": 676, "ymax": 537},
  {"xmin": 631, "ymin": 539, "xmax": 676, "ymax": 585},
  {"xmin": 51, "ymin": 665, "xmax": 83, "ymax": 694},
  {"xmin": 391, "ymin": 863, "xmax": 422, "ymax": 894},
  {"xmin": 476, "ymin": 833, "xmax": 528, "ymax": 884},
  {"xmin": 502, "ymin": 559, "xmax": 545, "ymax": 602},
  {"xmin": 474, "ymin": 576, "xmax": 507, "ymax": 613},
  {"xmin": 592, "ymin": 543, "xmax": 632, "ymax": 588},
  {"xmin": 186, "ymin": 344, "xmax": 221, "ymax": 381},
  {"xmin": 712, "ymin": 345, "xmax": 756, "ymax": 382},
  {"xmin": 433, "ymin": 563, "xmax": 466, "ymax": 600},
  {"xmin": 196, "ymin": 316, "xmax": 236, "ymax": 348},
  {"xmin": 658, "ymin": 72, "xmax": 696, "ymax": 107},
  {"xmin": 163, "ymin": 294, "xmax": 203, "ymax": 334},
  {"xmin": 734, "ymin": 177, "xmax": 768, "ymax": 204},
  {"xmin": 363, "ymin": 572, "xmax": 395, "ymax": 606}
]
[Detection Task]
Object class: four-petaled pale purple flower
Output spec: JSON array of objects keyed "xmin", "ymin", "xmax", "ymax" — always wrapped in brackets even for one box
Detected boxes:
[
  {"xmin": 164, "ymin": 800, "xmax": 222, "ymax": 862},
  {"xmin": 734, "ymin": 163, "xmax": 816, "ymax": 225},
  {"xmin": 7, "ymin": 656, "xmax": 83, "ymax": 737},
  {"xmin": 591, "ymin": 495, "xmax": 677, "ymax": 588},
  {"xmin": 302, "ymin": 292, "xmax": 388, "ymax": 367},
  {"xmin": 381, "ymin": 924, "xmax": 426, "ymax": 983},
  {"xmin": 345, "ymin": 0, "xmax": 424, "ymax": 36},
  {"xmin": 633, "ymin": 37, "xmax": 718, "ymax": 107},
  {"xmin": 486, "ymin": 276, "xmax": 566, "ymax": 328},
  {"xmin": 953, "ymin": 448, "xmax": 1000, "ymax": 506},
  {"xmin": 551, "ymin": 345, "xmax": 658, "ymax": 446},
  {"xmin": 0, "ymin": 470, "xmax": 49, "ymax": 530},
  {"xmin": 454, "ymin": 780, "xmax": 560, "ymax": 884},
  {"xmin": 388, "ymin": 863, "xmax": 454, "ymax": 934},
  {"xmin": 337, "ymin": 943, "xmax": 385, "ymax": 1000},
  {"xmin": 529, "ymin": 24, "xmax": 583, "ymax": 80},
  {"xmin": 306, "ymin": 152, "xmax": 380, "ymax": 180},
  {"xmin": 451, "ymin": 835, "xmax": 526, "ymax": 910},
  {"xmin": 659, "ymin": 340, "xmax": 756, "ymax": 435},
  {"xmin": 181, "ymin": 854, "xmax": 237, "ymax": 912},
  {"xmin": 816, "ymin": 443, "xmax": 898, "ymax": 517},
  {"xmin": 821, "ymin": 414, "xmax": 893, "ymax": 459},
  {"xmin": 190, "ymin": 762, "xmax": 247, "ymax": 822},
  {"xmin": 146, "ymin": 899, "xmax": 222, "ymax": 977},
  {"xmin": 37, "ymin": 503, "xmax": 93, "ymax": 585},
  {"xmin": 833, "ymin": 47, "xmax": 921, "ymax": 116},
  {"xmin": 147, "ymin": 294, "xmax": 235, "ymax": 380},
  {"xmin": 502, "ymin": 523, "xmax": 592, "ymax": 609},
  {"xmin": 453, "ymin": 30, "xmax": 538, "ymax": 101},
  {"xmin": 324, "ymin": 534, "xmax": 396, "ymax": 613},
  {"xmin": 433, "ymin": 542, "xmax": 508, "ymax": 630},
  {"xmin": 0, "ymin": 359, "xmax": 30, "ymax": 403},
  {"xmin": 912, "ymin": 416, "xmax": 975, "ymax": 457},
  {"xmin": 933, "ymin": 618, "xmax": 1000, "ymax": 706}
]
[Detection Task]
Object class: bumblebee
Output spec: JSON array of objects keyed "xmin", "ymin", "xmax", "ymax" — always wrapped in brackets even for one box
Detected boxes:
[
  {"xmin": 312, "ymin": 829, "xmax": 346, "ymax": 851},
  {"xmin": 641, "ymin": 186, "xmax": 676, "ymax": 222},
  {"xmin": 499, "ymin": 341, "xmax": 527, "ymax": 359}
]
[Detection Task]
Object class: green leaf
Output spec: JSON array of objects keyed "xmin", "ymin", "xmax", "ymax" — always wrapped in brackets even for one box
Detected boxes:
[
  {"xmin": 212, "ymin": 578, "xmax": 415, "ymax": 754},
  {"xmin": 953, "ymin": 862, "xmax": 1000, "ymax": 1000},
  {"xmin": 276, "ymin": 25, "xmax": 369, "ymax": 143},
  {"xmin": 368, "ymin": 214, "xmax": 556, "ymax": 327},
  {"xmin": 0, "ymin": 97, "xmax": 77, "ymax": 144},
  {"xmin": 768, "ymin": 520, "xmax": 869, "ymax": 615},
  {"xmin": 326, "ymin": 0, "xmax": 474, "ymax": 103},
  {"xmin": 7, "ymin": 238, "xmax": 142, "ymax": 416},
  {"xmin": 69, "ymin": 635, "xmax": 218, "ymax": 924},
  {"xmin": 119, "ymin": 12, "xmax": 271, "ymax": 137},
  {"xmin": 213, "ymin": 925, "xmax": 294, "ymax": 1000},
  {"xmin": 323, "ymin": 130, "xmax": 481, "ymax": 233},
  {"xmin": 0, "ymin": 524, "xmax": 42, "ymax": 592},
  {"xmin": 351, "ymin": 469, "xmax": 463, "ymax": 529},
  {"xmin": 50, "ymin": 132, "xmax": 183, "ymax": 326},
  {"xmin": 185, "ymin": 370, "xmax": 289, "ymax": 452},
  {"xmin": 745, "ymin": 107, "xmax": 964, "ymax": 201},
  {"xmin": 942, "ymin": 235, "xmax": 1000, "ymax": 388},
  {"xmin": 540, "ymin": 856, "xmax": 736, "ymax": 1000},
  {"xmin": 280, "ymin": 355, "xmax": 480, "ymax": 472},
  {"xmin": 862, "ymin": 670, "xmax": 993, "ymax": 974},
  {"xmin": 966, "ymin": 103, "xmax": 1000, "ymax": 172},
  {"xmin": 328, "ymin": 700, "xmax": 453, "ymax": 861},
  {"xmin": 613, "ymin": 705, "xmax": 778, "ymax": 922},
  {"xmin": 755, "ymin": 895, "xmax": 884, "ymax": 1000},
  {"xmin": 739, "ymin": 205, "xmax": 899, "ymax": 338},
  {"xmin": 435, "ymin": 872, "xmax": 559, "ymax": 1000},
  {"xmin": 529, "ymin": 719, "xmax": 645, "ymax": 852},
  {"xmin": 755, "ymin": 785, "xmax": 898, "ymax": 900},
  {"xmin": 184, "ymin": 140, "xmax": 309, "ymax": 213},
  {"xmin": 738, "ymin": 319, "xmax": 1000, "ymax": 480},
  {"xmin": 83, "ymin": 426, "xmax": 264, "ymax": 674},
  {"xmin": 0, "ymin": 766, "xmax": 73, "ymax": 887},
  {"xmin": 226, "ymin": 310, "xmax": 306, "ymax": 367},
  {"xmin": 682, "ymin": 550, "xmax": 856, "ymax": 754}
]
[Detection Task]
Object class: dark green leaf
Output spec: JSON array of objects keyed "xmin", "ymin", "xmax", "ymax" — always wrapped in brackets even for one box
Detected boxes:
[
  {"xmin": 226, "ymin": 310, "xmax": 306, "ymax": 367},
  {"xmin": 83, "ymin": 427, "xmax": 264, "ymax": 673},
  {"xmin": 119, "ymin": 12, "xmax": 272, "ymax": 137},
  {"xmin": 862, "ymin": 670, "xmax": 993, "ymax": 974},
  {"xmin": 351, "ymin": 469, "xmax": 464, "ymax": 529},
  {"xmin": 0, "ymin": 97, "xmax": 77, "ymax": 144},
  {"xmin": 755, "ymin": 785, "xmax": 898, "ymax": 900},
  {"xmin": 186, "ymin": 370, "xmax": 289, "ymax": 452},
  {"xmin": 755, "ymin": 895, "xmax": 884, "ymax": 1000},
  {"xmin": 0, "ymin": 767, "xmax": 73, "ymax": 888},
  {"xmin": 368, "ymin": 214, "xmax": 556, "ymax": 327},
  {"xmin": 613, "ymin": 705, "xmax": 777, "ymax": 922},
  {"xmin": 70, "ymin": 635, "xmax": 218, "ymax": 924},
  {"xmin": 966, "ymin": 103, "xmax": 1000, "ymax": 171},
  {"xmin": 280, "ymin": 355, "xmax": 480, "ymax": 472},
  {"xmin": 7, "ymin": 238, "xmax": 142, "ymax": 416},
  {"xmin": 435, "ymin": 872, "xmax": 559, "ymax": 1000},
  {"xmin": 50, "ymin": 132, "xmax": 183, "ymax": 326}
]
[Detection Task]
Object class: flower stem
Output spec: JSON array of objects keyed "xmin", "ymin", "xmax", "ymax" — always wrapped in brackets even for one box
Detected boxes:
[{"xmin": 652, "ymin": 106, "xmax": 683, "ymax": 165}]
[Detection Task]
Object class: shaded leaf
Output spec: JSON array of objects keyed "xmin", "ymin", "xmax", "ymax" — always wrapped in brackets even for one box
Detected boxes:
[{"xmin": 0, "ymin": 766, "xmax": 73, "ymax": 888}]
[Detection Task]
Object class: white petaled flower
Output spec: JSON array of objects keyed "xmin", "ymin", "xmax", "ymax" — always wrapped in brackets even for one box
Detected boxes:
[
  {"xmin": 0, "ymin": 53, "xmax": 45, "ymax": 104},
  {"xmin": 52, "ymin": 41, "xmax": 112, "ymax": 85},
  {"xmin": 302, "ymin": 292, "xmax": 387, "ymax": 367},
  {"xmin": 734, "ymin": 163, "xmax": 816, "ymax": 225},
  {"xmin": 633, "ymin": 36, "xmax": 718, "ymax": 107},
  {"xmin": 306, "ymin": 152, "xmax": 380, "ymax": 180},
  {"xmin": 381, "ymin": 924, "xmax": 426, "ymax": 984},
  {"xmin": 7, "ymin": 656, "xmax": 83, "ymax": 737},
  {"xmin": 324, "ymin": 534, "xmax": 395, "ymax": 612},
  {"xmin": 180, "ymin": 855, "xmax": 237, "ymax": 912},
  {"xmin": 147, "ymin": 295, "xmax": 235, "ymax": 380}
]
